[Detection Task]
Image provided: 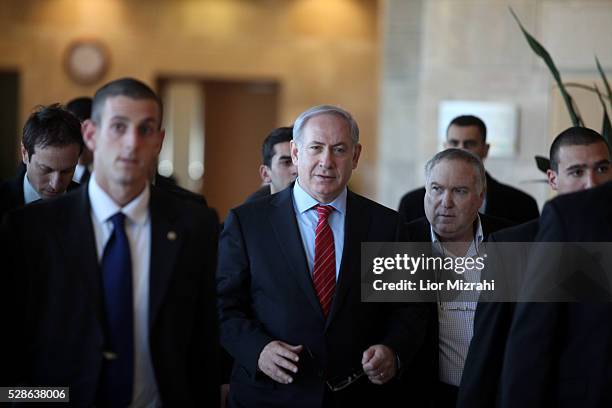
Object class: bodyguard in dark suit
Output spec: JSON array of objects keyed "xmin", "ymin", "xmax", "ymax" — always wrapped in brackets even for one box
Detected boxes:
[
  {"xmin": 458, "ymin": 126, "xmax": 612, "ymax": 408},
  {"xmin": 400, "ymin": 149, "xmax": 512, "ymax": 408},
  {"xmin": 66, "ymin": 96, "xmax": 94, "ymax": 184},
  {"xmin": 398, "ymin": 115, "xmax": 539, "ymax": 224},
  {"xmin": 0, "ymin": 104, "xmax": 82, "ymax": 220},
  {"xmin": 1, "ymin": 78, "xmax": 220, "ymax": 406},
  {"xmin": 500, "ymin": 181, "xmax": 612, "ymax": 408},
  {"xmin": 218, "ymin": 105, "xmax": 427, "ymax": 407}
]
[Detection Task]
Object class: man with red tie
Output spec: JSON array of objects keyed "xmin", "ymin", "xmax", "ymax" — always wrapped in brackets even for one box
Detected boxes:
[{"xmin": 217, "ymin": 105, "xmax": 427, "ymax": 407}]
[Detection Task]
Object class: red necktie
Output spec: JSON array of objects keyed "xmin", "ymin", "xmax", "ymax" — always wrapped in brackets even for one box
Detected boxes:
[{"xmin": 313, "ymin": 205, "xmax": 336, "ymax": 317}]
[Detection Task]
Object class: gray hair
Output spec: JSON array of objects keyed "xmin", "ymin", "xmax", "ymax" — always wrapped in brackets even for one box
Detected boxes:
[
  {"xmin": 292, "ymin": 105, "xmax": 359, "ymax": 145},
  {"xmin": 425, "ymin": 148, "xmax": 487, "ymax": 194}
]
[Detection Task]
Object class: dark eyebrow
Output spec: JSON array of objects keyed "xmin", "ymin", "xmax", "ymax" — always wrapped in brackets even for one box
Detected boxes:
[
  {"xmin": 277, "ymin": 155, "xmax": 292, "ymax": 160},
  {"xmin": 109, "ymin": 115, "xmax": 129, "ymax": 122},
  {"xmin": 594, "ymin": 159, "xmax": 611, "ymax": 166},
  {"xmin": 565, "ymin": 164, "xmax": 587, "ymax": 172},
  {"xmin": 109, "ymin": 116, "xmax": 157, "ymax": 124}
]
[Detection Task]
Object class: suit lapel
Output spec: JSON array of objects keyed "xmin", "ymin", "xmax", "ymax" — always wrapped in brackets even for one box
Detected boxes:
[
  {"xmin": 58, "ymin": 187, "xmax": 104, "ymax": 325},
  {"xmin": 326, "ymin": 191, "xmax": 369, "ymax": 329},
  {"xmin": 148, "ymin": 187, "xmax": 182, "ymax": 329},
  {"xmin": 269, "ymin": 189, "xmax": 324, "ymax": 320}
]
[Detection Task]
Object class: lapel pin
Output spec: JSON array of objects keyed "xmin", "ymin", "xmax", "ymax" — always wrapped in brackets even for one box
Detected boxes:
[
  {"xmin": 167, "ymin": 231, "xmax": 177, "ymax": 241},
  {"xmin": 103, "ymin": 351, "xmax": 117, "ymax": 360}
]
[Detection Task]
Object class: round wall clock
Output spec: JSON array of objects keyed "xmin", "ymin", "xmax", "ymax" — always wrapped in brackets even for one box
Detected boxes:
[{"xmin": 64, "ymin": 40, "xmax": 109, "ymax": 85}]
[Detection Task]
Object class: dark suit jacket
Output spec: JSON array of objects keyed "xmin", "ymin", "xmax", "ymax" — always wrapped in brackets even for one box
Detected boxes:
[
  {"xmin": 457, "ymin": 218, "xmax": 539, "ymax": 408},
  {"xmin": 154, "ymin": 173, "xmax": 210, "ymax": 208},
  {"xmin": 398, "ymin": 172, "xmax": 539, "ymax": 224},
  {"xmin": 1, "ymin": 185, "xmax": 220, "ymax": 406},
  {"xmin": 500, "ymin": 182, "xmax": 612, "ymax": 408},
  {"xmin": 399, "ymin": 214, "xmax": 513, "ymax": 402},
  {"xmin": 217, "ymin": 186, "xmax": 428, "ymax": 408},
  {"xmin": 0, "ymin": 167, "xmax": 80, "ymax": 221},
  {"xmin": 244, "ymin": 185, "xmax": 272, "ymax": 204}
]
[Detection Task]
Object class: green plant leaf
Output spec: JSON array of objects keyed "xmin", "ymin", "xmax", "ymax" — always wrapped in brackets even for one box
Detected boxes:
[
  {"xmin": 594, "ymin": 83, "xmax": 612, "ymax": 145},
  {"xmin": 596, "ymin": 56, "xmax": 612, "ymax": 112},
  {"xmin": 535, "ymin": 155, "xmax": 550, "ymax": 173},
  {"xmin": 510, "ymin": 7, "xmax": 583, "ymax": 127}
]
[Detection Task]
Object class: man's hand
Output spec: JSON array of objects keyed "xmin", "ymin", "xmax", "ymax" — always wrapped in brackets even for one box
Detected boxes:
[
  {"xmin": 258, "ymin": 340, "xmax": 303, "ymax": 384},
  {"xmin": 361, "ymin": 344, "xmax": 397, "ymax": 385}
]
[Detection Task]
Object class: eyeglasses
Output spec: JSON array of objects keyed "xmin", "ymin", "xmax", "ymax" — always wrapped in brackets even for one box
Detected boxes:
[
  {"xmin": 303, "ymin": 346, "xmax": 366, "ymax": 392},
  {"xmin": 325, "ymin": 368, "xmax": 366, "ymax": 392}
]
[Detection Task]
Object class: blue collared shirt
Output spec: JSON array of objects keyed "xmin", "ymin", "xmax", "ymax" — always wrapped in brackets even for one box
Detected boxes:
[
  {"xmin": 22, "ymin": 173, "xmax": 41, "ymax": 204},
  {"xmin": 292, "ymin": 179, "xmax": 346, "ymax": 279}
]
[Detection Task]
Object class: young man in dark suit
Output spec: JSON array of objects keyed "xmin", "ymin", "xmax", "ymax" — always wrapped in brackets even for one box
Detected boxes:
[
  {"xmin": 499, "ymin": 181, "xmax": 612, "ymax": 408},
  {"xmin": 245, "ymin": 126, "xmax": 297, "ymax": 203},
  {"xmin": 458, "ymin": 127, "xmax": 612, "ymax": 408},
  {"xmin": 401, "ymin": 148, "xmax": 512, "ymax": 408},
  {"xmin": 0, "ymin": 104, "xmax": 82, "ymax": 220},
  {"xmin": 218, "ymin": 105, "xmax": 427, "ymax": 407},
  {"xmin": 1, "ymin": 78, "xmax": 220, "ymax": 406},
  {"xmin": 398, "ymin": 115, "xmax": 539, "ymax": 224}
]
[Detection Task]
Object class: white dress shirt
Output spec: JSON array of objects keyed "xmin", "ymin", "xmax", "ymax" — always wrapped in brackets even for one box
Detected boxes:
[
  {"xmin": 430, "ymin": 217, "xmax": 484, "ymax": 387},
  {"xmin": 22, "ymin": 173, "xmax": 41, "ymax": 204},
  {"xmin": 88, "ymin": 175, "xmax": 161, "ymax": 408}
]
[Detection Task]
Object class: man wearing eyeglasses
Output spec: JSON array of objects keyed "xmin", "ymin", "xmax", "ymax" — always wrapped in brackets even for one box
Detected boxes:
[
  {"xmin": 400, "ymin": 148, "xmax": 512, "ymax": 408},
  {"xmin": 217, "ymin": 105, "xmax": 427, "ymax": 407}
]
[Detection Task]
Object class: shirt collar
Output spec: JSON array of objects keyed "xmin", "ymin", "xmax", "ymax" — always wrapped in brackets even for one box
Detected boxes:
[
  {"xmin": 88, "ymin": 172, "xmax": 150, "ymax": 226},
  {"xmin": 292, "ymin": 178, "xmax": 347, "ymax": 215},
  {"xmin": 73, "ymin": 163, "xmax": 86, "ymax": 183},
  {"xmin": 430, "ymin": 214, "xmax": 484, "ymax": 248},
  {"xmin": 23, "ymin": 172, "xmax": 41, "ymax": 204}
]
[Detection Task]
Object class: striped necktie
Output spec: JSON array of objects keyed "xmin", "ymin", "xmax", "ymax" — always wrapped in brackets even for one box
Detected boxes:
[{"xmin": 313, "ymin": 205, "xmax": 336, "ymax": 317}]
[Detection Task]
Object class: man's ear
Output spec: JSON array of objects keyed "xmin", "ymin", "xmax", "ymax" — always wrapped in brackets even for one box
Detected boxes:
[
  {"xmin": 352, "ymin": 143, "xmax": 362, "ymax": 169},
  {"xmin": 482, "ymin": 143, "xmax": 490, "ymax": 160},
  {"xmin": 82, "ymin": 119, "xmax": 97, "ymax": 152},
  {"xmin": 20, "ymin": 143, "xmax": 29, "ymax": 164},
  {"xmin": 546, "ymin": 169, "xmax": 559, "ymax": 191},
  {"xmin": 290, "ymin": 140, "xmax": 299, "ymax": 166},
  {"xmin": 156, "ymin": 129, "xmax": 166, "ymax": 155},
  {"xmin": 259, "ymin": 165, "xmax": 271, "ymax": 184}
]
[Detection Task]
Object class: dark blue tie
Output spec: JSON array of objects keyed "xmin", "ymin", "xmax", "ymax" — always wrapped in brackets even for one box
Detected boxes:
[{"xmin": 99, "ymin": 212, "xmax": 134, "ymax": 407}]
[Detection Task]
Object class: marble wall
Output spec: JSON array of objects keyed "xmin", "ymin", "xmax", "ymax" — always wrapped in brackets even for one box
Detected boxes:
[{"xmin": 378, "ymin": 0, "xmax": 612, "ymax": 210}]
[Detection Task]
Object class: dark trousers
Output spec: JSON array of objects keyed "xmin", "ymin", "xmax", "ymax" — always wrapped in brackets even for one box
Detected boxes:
[{"xmin": 435, "ymin": 381, "xmax": 458, "ymax": 408}]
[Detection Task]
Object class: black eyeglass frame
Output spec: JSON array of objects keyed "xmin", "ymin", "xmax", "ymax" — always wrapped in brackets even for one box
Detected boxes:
[{"xmin": 303, "ymin": 346, "xmax": 366, "ymax": 392}]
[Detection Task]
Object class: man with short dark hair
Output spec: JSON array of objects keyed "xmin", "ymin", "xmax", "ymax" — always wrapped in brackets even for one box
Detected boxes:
[
  {"xmin": 458, "ymin": 126, "xmax": 612, "ymax": 408},
  {"xmin": 245, "ymin": 126, "xmax": 297, "ymax": 202},
  {"xmin": 218, "ymin": 105, "xmax": 426, "ymax": 407},
  {"xmin": 398, "ymin": 115, "xmax": 539, "ymax": 224},
  {"xmin": 401, "ymin": 148, "xmax": 512, "ymax": 408},
  {"xmin": 66, "ymin": 96, "xmax": 94, "ymax": 184},
  {"xmin": 2, "ymin": 77, "xmax": 220, "ymax": 406},
  {"xmin": 0, "ymin": 104, "xmax": 82, "ymax": 219},
  {"xmin": 499, "ymin": 181, "xmax": 612, "ymax": 408}
]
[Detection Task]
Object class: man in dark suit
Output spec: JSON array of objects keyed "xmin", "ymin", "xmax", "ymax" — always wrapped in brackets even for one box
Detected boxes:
[
  {"xmin": 66, "ymin": 96, "xmax": 94, "ymax": 184},
  {"xmin": 401, "ymin": 148, "xmax": 512, "ymax": 408},
  {"xmin": 499, "ymin": 181, "xmax": 612, "ymax": 407},
  {"xmin": 398, "ymin": 115, "xmax": 539, "ymax": 224},
  {"xmin": 1, "ymin": 78, "xmax": 220, "ymax": 406},
  {"xmin": 218, "ymin": 105, "xmax": 427, "ymax": 407},
  {"xmin": 457, "ymin": 126, "xmax": 612, "ymax": 408},
  {"xmin": 245, "ymin": 126, "xmax": 297, "ymax": 203},
  {"xmin": 0, "ymin": 104, "xmax": 82, "ymax": 220}
]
